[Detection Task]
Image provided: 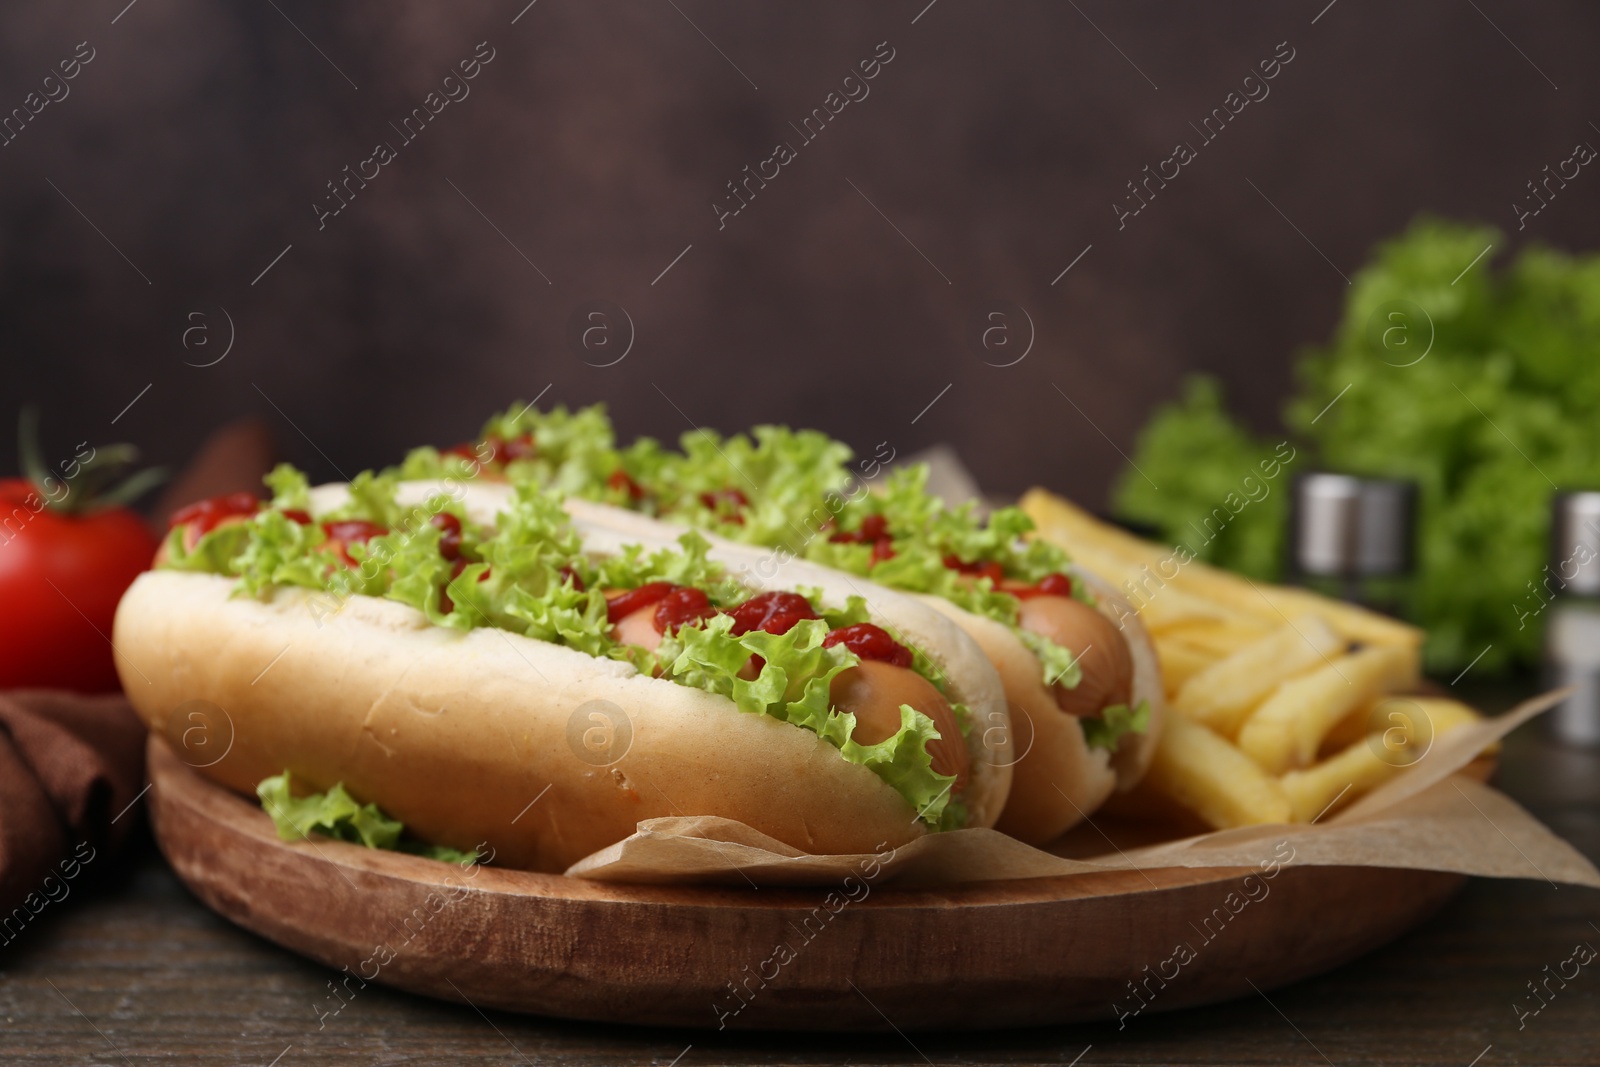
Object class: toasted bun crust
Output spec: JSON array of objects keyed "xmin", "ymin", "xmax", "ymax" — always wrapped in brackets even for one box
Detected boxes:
[
  {"xmin": 115, "ymin": 484, "xmax": 1012, "ymax": 871},
  {"xmin": 918, "ymin": 565, "xmax": 1166, "ymax": 845}
]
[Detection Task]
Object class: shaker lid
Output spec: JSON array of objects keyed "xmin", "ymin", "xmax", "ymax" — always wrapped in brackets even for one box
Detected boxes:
[{"xmin": 1291, "ymin": 473, "xmax": 1416, "ymax": 578}]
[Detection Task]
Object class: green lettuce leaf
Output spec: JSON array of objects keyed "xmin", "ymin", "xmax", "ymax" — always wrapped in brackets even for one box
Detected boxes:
[
  {"xmin": 798, "ymin": 467, "xmax": 1091, "ymax": 697},
  {"xmin": 1080, "ymin": 699, "xmax": 1151, "ymax": 752},
  {"xmin": 1017, "ymin": 628, "xmax": 1085, "ymax": 689},
  {"xmin": 842, "ymin": 704, "xmax": 965, "ymax": 832},
  {"xmin": 231, "ymin": 509, "xmax": 343, "ymax": 598},
  {"xmin": 159, "ymin": 521, "xmax": 254, "ymax": 574},
  {"xmin": 592, "ymin": 530, "xmax": 745, "ymax": 606},
  {"xmin": 394, "ymin": 403, "xmax": 618, "ymax": 495},
  {"xmin": 325, "ymin": 469, "xmax": 405, "ymax": 526},
  {"xmin": 395, "ymin": 446, "xmax": 484, "ymax": 483},
  {"xmin": 264, "ymin": 463, "xmax": 312, "ymax": 510},
  {"xmin": 619, "ymin": 426, "xmax": 855, "ymax": 548},
  {"xmin": 376, "ymin": 502, "xmax": 480, "ymax": 626},
  {"xmin": 256, "ymin": 771, "xmax": 478, "ymax": 864}
]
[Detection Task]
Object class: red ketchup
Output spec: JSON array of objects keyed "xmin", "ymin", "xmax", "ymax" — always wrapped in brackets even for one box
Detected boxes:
[
  {"xmin": 943, "ymin": 554, "xmax": 1005, "ymax": 585},
  {"xmin": 830, "ymin": 514, "xmax": 887, "ymax": 543},
  {"xmin": 698, "ymin": 488, "xmax": 749, "ymax": 510},
  {"xmin": 607, "ymin": 469, "xmax": 646, "ymax": 502},
  {"xmin": 822, "ymin": 623, "xmax": 914, "ymax": 669},
  {"xmin": 830, "ymin": 514, "xmax": 895, "ymax": 564},
  {"xmin": 430, "ymin": 512, "xmax": 463, "ymax": 561},
  {"xmin": 167, "ymin": 492, "xmax": 260, "ymax": 535},
  {"xmin": 605, "ymin": 581, "xmax": 675, "ymax": 624},
  {"xmin": 488, "ymin": 433, "xmax": 536, "ymax": 465},
  {"xmin": 653, "ymin": 587, "xmax": 717, "ymax": 634},
  {"xmin": 726, "ymin": 591, "xmax": 819, "ymax": 636},
  {"xmin": 443, "ymin": 432, "xmax": 535, "ymax": 467},
  {"xmin": 322, "ymin": 519, "xmax": 387, "ymax": 567},
  {"xmin": 1008, "ymin": 572, "xmax": 1074, "ymax": 600},
  {"xmin": 726, "ymin": 591, "xmax": 820, "ymax": 675}
]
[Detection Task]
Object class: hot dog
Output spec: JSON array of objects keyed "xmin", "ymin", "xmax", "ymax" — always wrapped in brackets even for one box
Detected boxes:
[
  {"xmin": 116, "ymin": 468, "xmax": 1012, "ymax": 871},
  {"xmin": 395, "ymin": 404, "xmax": 1166, "ymax": 844}
]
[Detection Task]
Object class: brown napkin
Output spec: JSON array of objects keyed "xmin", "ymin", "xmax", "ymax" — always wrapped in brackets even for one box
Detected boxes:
[{"xmin": 0, "ymin": 691, "xmax": 146, "ymax": 919}]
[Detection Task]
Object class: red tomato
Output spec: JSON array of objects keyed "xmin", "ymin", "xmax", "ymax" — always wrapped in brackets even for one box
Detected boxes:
[{"xmin": 0, "ymin": 478, "xmax": 159, "ymax": 692}]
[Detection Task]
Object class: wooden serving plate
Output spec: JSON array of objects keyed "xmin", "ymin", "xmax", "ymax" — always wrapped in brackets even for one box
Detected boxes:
[{"xmin": 147, "ymin": 737, "xmax": 1465, "ymax": 1031}]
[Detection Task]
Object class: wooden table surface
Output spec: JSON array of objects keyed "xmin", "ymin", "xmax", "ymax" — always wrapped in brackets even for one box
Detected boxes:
[{"xmin": 3, "ymin": 687, "xmax": 1597, "ymax": 1066}]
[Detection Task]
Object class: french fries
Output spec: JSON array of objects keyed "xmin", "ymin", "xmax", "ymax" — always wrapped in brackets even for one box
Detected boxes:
[
  {"xmin": 1146, "ymin": 713, "xmax": 1292, "ymax": 829},
  {"xmin": 1021, "ymin": 489, "xmax": 1423, "ymax": 653},
  {"xmin": 1149, "ymin": 618, "xmax": 1276, "ymax": 659},
  {"xmin": 1174, "ymin": 617, "xmax": 1345, "ymax": 737},
  {"xmin": 1154, "ymin": 639, "xmax": 1215, "ymax": 698},
  {"xmin": 1280, "ymin": 738, "xmax": 1404, "ymax": 823},
  {"xmin": 1281, "ymin": 697, "xmax": 1484, "ymax": 822},
  {"xmin": 1021, "ymin": 488, "xmax": 1490, "ymax": 831},
  {"xmin": 1236, "ymin": 644, "xmax": 1418, "ymax": 775}
]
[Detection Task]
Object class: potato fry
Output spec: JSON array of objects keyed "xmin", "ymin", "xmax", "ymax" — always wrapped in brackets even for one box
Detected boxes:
[
  {"xmin": 1142, "ymin": 713, "xmax": 1291, "ymax": 829},
  {"xmin": 1224, "ymin": 580, "xmax": 1422, "ymax": 655},
  {"xmin": 1021, "ymin": 488, "xmax": 1423, "ymax": 652},
  {"xmin": 1319, "ymin": 696, "xmax": 1381, "ymax": 755},
  {"xmin": 1236, "ymin": 645, "xmax": 1417, "ymax": 775},
  {"xmin": 1319, "ymin": 694, "xmax": 1488, "ymax": 758},
  {"xmin": 1283, "ymin": 699, "xmax": 1487, "ymax": 821},
  {"xmin": 1152, "ymin": 618, "xmax": 1277, "ymax": 659},
  {"xmin": 1175, "ymin": 616, "xmax": 1346, "ymax": 737},
  {"xmin": 1153, "ymin": 638, "xmax": 1216, "ymax": 698},
  {"xmin": 1280, "ymin": 739, "xmax": 1405, "ymax": 823},
  {"xmin": 1093, "ymin": 561, "xmax": 1267, "ymax": 632},
  {"xmin": 1407, "ymin": 697, "xmax": 1487, "ymax": 737}
]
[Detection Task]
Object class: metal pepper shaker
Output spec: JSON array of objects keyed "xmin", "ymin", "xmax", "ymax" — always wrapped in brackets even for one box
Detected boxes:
[
  {"xmin": 1287, "ymin": 473, "xmax": 1418, "ymax": 614},
  {"xmin": 1543, "ymin": 492, "xmax": 1600, "ymax": 746}
]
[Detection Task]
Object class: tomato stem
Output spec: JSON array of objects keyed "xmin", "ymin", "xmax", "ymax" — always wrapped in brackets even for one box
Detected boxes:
[{"xmin": 16, "ymin": 406, "xmax": 167, "ymax": 516}]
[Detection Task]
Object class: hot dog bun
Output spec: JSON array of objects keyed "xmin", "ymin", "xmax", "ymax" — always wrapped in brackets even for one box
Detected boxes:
[
  {"xmin": 115, "ymin": 482, "xmax": 1012, "ymax": 872},
  {"xmin": 919, "ymin": 566, "xmax": 1166, "ymax": 845}
]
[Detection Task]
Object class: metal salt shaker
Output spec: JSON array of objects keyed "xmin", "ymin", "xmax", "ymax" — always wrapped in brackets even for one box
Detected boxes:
[
  {"xmin": 1544, "ymin": 492, "xmax": 1600, "ymax": 746},
  {"xmin": 1288, "ymin": 473, "xmax": 1417, "ymax": 613}
]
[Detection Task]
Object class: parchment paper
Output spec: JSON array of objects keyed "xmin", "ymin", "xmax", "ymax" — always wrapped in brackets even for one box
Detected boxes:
[{"xmin": 566, "ymin": 689, "xmax": 1600, "ymax": 889}]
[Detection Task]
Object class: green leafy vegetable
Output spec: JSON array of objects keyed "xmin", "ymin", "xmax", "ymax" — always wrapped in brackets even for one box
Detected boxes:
[
  {"xmin": 264, "ymin": 463, "xmax": 312, "ymax": 510},
  {"xmin": 1112, "ymin": 377, "xmax": 1295, "ymax": 581},
  {"xmin": 395, "ymin": 402, "xmax": 618, "ymax": 494},
  {"xmin": 256, "ymin": 771, "xmax": 479, "ymax": 864},
  {"xmin": 1118, "ymin": 217, "xmax": 1600, "ymax": 673},
  {"xmin": 1081, "ymin": 700, "xmax": 1151, "ymax": 752},
  {"xmin": 801, "ymin": 466, "xmax": 1092, "ymax": 695}
]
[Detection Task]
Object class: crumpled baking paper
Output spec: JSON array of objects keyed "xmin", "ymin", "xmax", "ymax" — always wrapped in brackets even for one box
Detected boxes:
[{"xmin": 566, "ymin": 689, "xmax": 1600, "ymax": 889}]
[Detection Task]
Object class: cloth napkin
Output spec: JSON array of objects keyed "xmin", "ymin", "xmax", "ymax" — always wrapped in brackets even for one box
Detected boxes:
[{"xmin": 0, "ymin": 690, "xmax": 146, "ymax": 919}]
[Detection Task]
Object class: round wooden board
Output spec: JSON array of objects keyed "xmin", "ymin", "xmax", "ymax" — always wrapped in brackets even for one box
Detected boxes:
[{"xmin": 147, "ymin": 737, "xmax": 1466, "ymax": 1032}]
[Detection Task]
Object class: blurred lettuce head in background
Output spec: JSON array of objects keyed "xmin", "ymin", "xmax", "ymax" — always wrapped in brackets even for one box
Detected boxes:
[{"xmin": 1115, "ymin": 217, "xmax": 1600, "ymax": 675}]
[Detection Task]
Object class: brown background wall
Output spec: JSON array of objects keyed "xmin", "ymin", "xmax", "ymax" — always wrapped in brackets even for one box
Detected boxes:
[{"xmin": 3, "ymin": 1, "xmax": 1597, "ymax": 505}]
